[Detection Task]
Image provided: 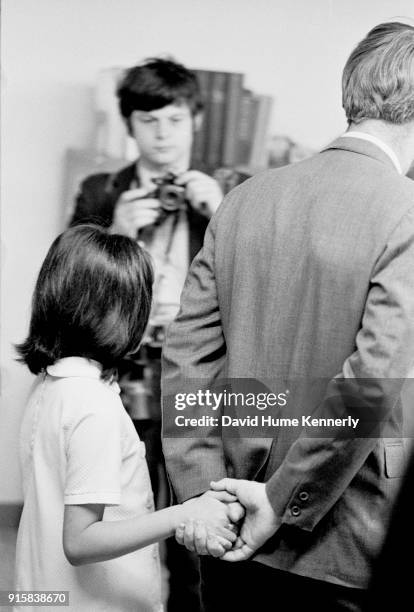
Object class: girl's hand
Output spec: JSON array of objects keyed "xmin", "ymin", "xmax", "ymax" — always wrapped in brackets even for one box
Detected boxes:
[
  {"xmin": 175, "ymin": 520, "xmax": 232, "ymax": 557},
  {"xmin": 175, "ymin": 490, "xmax": 245, "ymax": 555},
  {"xmin": 180, "ymin": 492, "xmax": 237, "ymax": 542}
]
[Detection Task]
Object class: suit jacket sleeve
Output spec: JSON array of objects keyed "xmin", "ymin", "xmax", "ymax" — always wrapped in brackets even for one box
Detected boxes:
[
  {"xmin": 70, "ymin": 174, "xmax": 113, "ymax": 228},
  {"xmin": 266, "ymin": 206, "xmax": 414, "ymax": 531},
  {"xmin": 161, "ymin": 212, "xmax": 227, "ymax": 502}
]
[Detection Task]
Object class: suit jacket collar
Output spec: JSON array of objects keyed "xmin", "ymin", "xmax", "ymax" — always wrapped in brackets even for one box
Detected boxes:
[
  {"xmin": 107, "ymin": 162, "xmax": 137, "ymax": 193},
  {"xmin": 321, "ymin": 136, "xmax": 399, "ymax": 172}
]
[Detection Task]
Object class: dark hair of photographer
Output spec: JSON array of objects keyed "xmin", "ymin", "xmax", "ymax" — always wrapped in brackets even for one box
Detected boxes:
[
  {"xmin": 117, "ymin": 57, "xmax": 204, "ymax": 133},
  {"xmin": 16, "ymin": 224, "xmax": 153, "ymax": 379}
]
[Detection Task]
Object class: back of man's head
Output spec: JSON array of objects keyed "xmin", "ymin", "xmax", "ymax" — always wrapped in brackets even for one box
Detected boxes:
[
  {"xmin": 117, "ymin": 57, "xmax": 203, "ymax": 123},
  {"xmin": 342, "ymin": 22, "xmax": 414, "ymax": 126}
]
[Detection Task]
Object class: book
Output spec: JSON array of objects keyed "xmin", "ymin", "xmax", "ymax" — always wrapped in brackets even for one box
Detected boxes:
[
  {"xmin": 249, "ymin": 95, "xmax": 274, "ymax": 170},
  {"xmin": 236, "ymin": 89, "xmax": 258, "ymax": 167},
  {"xmin": 192, "ymin": 69, "xmax": 245, "ymax": 171},
  {"xmin": 222, "ymin": 72, "xmax": 244, "ymax": 167},
  {"xmin": 205, "ymin": 71, "xmax": 228, "ymax": 169},
  {"xmin": 191, "ymin": 69, "xmax": 212, "ymax": 168}
]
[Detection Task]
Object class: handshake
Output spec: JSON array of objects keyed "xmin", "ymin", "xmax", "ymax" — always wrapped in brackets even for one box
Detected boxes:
[{"xmin": 175, "ymin": 479, "xmax": 279, "ymax": 562}]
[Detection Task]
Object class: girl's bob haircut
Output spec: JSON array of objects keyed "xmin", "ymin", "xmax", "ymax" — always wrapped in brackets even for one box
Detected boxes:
[{"xmin": 17, "ymin": 224, "xmax": 153, "ymax": 378}]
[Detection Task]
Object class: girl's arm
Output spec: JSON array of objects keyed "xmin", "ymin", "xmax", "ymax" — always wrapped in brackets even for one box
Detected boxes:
[{"xmin": 63, "ymin": 492, "xmax": 239, "ymax": 566}]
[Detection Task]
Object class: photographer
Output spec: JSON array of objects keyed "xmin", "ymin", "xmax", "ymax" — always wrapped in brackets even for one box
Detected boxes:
[
  {"xmin": 71, "ymin": 59, "xmax": 226, "ymax": 334},
  {"xmin": 70, "ymin": 57, "xmax": 245, "ymax": 611}
]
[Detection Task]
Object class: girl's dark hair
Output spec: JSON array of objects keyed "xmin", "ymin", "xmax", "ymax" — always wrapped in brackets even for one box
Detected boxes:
[
  {"xmin": 117, "ymin": 57, "xmax": 203, "ymax": 121},
  {"xmin": 16, "ymin": 225, "xmax": 153, "ymax": 378}
]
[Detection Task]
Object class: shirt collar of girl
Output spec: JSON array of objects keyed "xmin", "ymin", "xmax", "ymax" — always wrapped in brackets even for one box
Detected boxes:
[{"xmin": 46, "ymin": 357, "xmax": 102, "ymax": 379}]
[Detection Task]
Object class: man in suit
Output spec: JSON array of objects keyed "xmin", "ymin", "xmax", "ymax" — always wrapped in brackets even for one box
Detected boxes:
[{"xmin": 162, "ymin": 22, "xmax": 414, "ymax": 611}]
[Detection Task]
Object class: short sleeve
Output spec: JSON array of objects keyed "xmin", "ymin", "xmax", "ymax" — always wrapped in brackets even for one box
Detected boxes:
[{"xmin": 64, "ymin": 400, "xmax": 122, "ymax": 505}]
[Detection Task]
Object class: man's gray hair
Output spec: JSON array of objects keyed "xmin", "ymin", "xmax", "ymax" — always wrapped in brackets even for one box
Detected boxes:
[{"xmin": 342, "ymin": 22, "xmax": 414, "ymax": 125}]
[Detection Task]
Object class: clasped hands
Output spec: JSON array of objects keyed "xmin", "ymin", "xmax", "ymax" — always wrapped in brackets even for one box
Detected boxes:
[{"xmin": 176, "ymin": 479, "xmax": 279, "ymax": 562}]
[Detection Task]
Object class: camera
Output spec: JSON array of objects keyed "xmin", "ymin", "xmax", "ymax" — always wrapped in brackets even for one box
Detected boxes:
[{"xmin": 151, "ymin": 172, "xmax": 187, "ymax": 213}]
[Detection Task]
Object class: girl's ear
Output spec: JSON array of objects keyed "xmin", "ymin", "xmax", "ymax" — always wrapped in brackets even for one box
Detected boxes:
[{"xmin": 193, "ymin": 112, "xmax": 203, "ymax": 132}]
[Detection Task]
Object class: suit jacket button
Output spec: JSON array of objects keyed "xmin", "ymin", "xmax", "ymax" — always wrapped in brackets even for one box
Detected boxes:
[
  {"xmin": 290, "ymin": 505, "xmax": 301, "ymax": 517},
  {"xmin": 299, "ymin": 491, "xmax": 309, "ymax": 502}
]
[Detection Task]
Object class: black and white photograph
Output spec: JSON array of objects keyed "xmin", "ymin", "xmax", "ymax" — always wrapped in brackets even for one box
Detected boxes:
[{"xmin": 1, "ymin": 1, "xmax": 414, "ymax": 610}]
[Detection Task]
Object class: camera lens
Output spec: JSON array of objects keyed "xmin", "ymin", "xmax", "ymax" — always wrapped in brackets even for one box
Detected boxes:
[{"xmin": 159, "ymin": 185, "xmax": 186, "ymax": 212}]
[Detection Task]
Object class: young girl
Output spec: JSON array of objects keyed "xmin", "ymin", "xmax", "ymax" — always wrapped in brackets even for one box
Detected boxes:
[{"xmin": 14, "ymin": 225, "xmax": 238, "ymax": 612}]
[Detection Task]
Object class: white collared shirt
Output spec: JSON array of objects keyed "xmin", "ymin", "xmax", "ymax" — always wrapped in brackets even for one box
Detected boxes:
[{"xmin": 15, "ymin": 357, "xmax": 162, "ymax": 611}]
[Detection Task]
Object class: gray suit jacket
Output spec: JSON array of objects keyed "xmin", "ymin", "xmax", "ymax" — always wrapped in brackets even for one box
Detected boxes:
[{"xmin": 161, "ymin": 137, "xmax": 414, "ymax": 588}]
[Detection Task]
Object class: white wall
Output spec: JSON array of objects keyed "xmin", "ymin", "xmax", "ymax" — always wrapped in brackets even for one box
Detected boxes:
[{"xmin": 1, "ymin": 0, "xmax": 413, "ymax": 502}]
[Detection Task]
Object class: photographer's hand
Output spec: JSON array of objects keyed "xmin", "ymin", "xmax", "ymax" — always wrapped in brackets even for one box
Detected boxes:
[
  {"xmin": 175, "ymin": 171, "xmax": 223, "ymax": 218},
  {"xmin": 109, "ymin": 188, "xmax": 160, "ymax": 237}
]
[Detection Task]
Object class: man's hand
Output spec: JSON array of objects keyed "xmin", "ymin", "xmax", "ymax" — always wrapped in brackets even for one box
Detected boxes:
[
  {"xmin": 109, "ymin": 188, "xmax": 160, "ymax": 237},
  {"xmin": 175, "ymin": 171, "xmax": 223, "ymax": 218},
  {"xmin": 205, "ymin": 489, "xmax": 245, "ymax": 525},
  {"xmin": 176, "ymin": 490, "xmax": 244, "ymax": 557},
  {"xmin": 210, "ymin": 478, "xmax": 280, "ymax": 562}
]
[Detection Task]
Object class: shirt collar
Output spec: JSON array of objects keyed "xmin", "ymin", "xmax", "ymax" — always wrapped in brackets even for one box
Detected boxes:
[
  {"xmin": 341, "ymin": 131, "xmax": 402, "ymax": 174},
  {"xmin": 46, "ymin": 358, "xmax": 120, "ymax": 393},
  {"xmin": 46, "ymin": 357, "xmax": 102, "ymax": 379}
]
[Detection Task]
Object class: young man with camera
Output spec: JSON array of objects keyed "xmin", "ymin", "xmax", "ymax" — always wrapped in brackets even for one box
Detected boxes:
[
  {"xmin": 70, "ymin": 57, "xmax": 245, "ymax": 612},
  {"xmin": 72, "ymin": 58, "xmax": 223, "ymax": 324}
]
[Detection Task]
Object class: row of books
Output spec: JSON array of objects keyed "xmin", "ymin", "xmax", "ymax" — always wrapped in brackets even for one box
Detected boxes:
[
  {"xmin": 91, "ymin": 66, "xmax": 273, "ymax": 172},
  {"xmin": 191, "ymin": 69, "xmax": 273, "ymax": 172}
]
